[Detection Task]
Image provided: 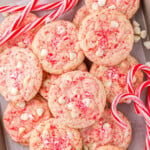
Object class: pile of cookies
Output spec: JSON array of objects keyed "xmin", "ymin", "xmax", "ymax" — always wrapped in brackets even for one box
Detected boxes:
[{"xmin": 0, "ymin": 0, "xmax": 143, "ymax": 149}]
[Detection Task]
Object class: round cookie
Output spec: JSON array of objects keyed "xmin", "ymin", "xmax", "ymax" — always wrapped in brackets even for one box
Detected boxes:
[
  {"xmin": 73, "ymin": 6, "xmax": 90, "ymax": 28},
  {"xmin": 79, "ymin": 9, "xmax": 134, "ymax": 66},
  {"xmin": 3, "ymin": 96, "xmax": 52, "ymax": 145},
  {"xmin": 30, "ymin": 119, "xmax": 82, "ymax": 150},
  {"xmin": 48, "ymin": 71, "xmax": 106, "ymax": 128},
  {"xmin": 96, "ymin": 145, "xmax": 123, "ymax": 150},
  {"xmin": 81, "ymin": 109, "xmax": 132, "ymax": 150},
  {"xmin": 0, "ymin": 12, "xmax": 38, "ymax": 52},
  {"xmin": 39, "ymin": 63, "xmax": 88, "ymax": 100},
  {"xmin": 32, "ymin": 20, "xmax": 85, "ymax": 74},
  {"xmin": 90, "ymin": 55, "xmax": 143, "ymax": 103},
  {"xmin": 0, "ymin": 47, "xmax": 42, "ymax": 102},
  {"xmin": 85, "ymin": 0, "xmax": 140, "ymax": 19}
]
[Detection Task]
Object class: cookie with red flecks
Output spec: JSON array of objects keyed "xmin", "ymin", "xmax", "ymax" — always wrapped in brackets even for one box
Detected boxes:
[
  {"xmin": 32, "ymin": 20, "xmax": 85, "ymax": 74},
  {"xmin": 3, "ymin": 96, "xmax": 52, "ymax": 145},
  {"xmin": 79, "ymin": 9, "xmax": 134, "ymax": 66},
  {"xmin": 39, "ymin": 63, "xmax": 88, "ymax": 100},
  {"xmin": 90, "ymin": 55, "xmax": 143, "ymax": 103},
  {"xmin": 30, "ymin": 119, "xmax": 82, "ymax": 150},
  {"xmin": 48, "ymin": 71, "xmax": 106, "ymax": 129},
  {"xmin": 85, "ymin": 0, "xmax": 140, "ymax": 18},
  {"xmin": 96, "ymin": 145, "xmax": 124, "ymax": 150},
  {"xmin": 73, "ymin": 6, "xmax": 90, "ymax": 28},
  {"xmin": 0, "ymin": 12, "xmax": 38, "ymax": 52},
  {"xmin": 0, "ymin": 47, "xmax": 42, "ymax": 102},
  {"xmin": 81, "ymin": 109, "xmax": 132, "ymax": 150}
]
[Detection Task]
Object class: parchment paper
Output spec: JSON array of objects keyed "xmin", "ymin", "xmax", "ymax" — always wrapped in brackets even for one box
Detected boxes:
[{"xmin": 0, "ymin": 0, "xmax": 149, "ymax": 150}]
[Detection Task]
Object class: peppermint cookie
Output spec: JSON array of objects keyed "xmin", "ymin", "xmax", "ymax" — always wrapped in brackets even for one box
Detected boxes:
[
  {"xmin": 0, "ymin": 47, "xmax": 42, "ymax": 102},
  {"xmin": 30, "ymin": 119, "xmax": 82, "ymax": 150},
  {"xmin": 48, "ymin": 71, "xmax": 106, "ymax": 128},
  {"xmin": 73, "ymin": 6, "xmax": 89, "ymax": 28},
  {"xmin": 79, "ymin": 9, "xmax": 134, "ymax": 66},
  {"xmin": 3, "ymin": 96, "xmax": 52, "ymax": 145},
  {"xmin": 81, "ymin": 109, "xmax": 132, "ymax": 149},
  {"xmin": 90, "ymin": 55, "xmax": 143, "ymax": 103},
  {"xmin": 85, "ymin": 0, "xmax": 140, "ymax": 18},
  {"xmin": 96, "ymin": 145, "xmax": 123, "ymax": 150},
  {"xmin": 32, "ymin": 20, "xmax": 85, "ymax": 74},
  {"xmin": 39, "ymin": 63, "xmax": 88, "ymax": 100},
  {"xmin": 0, "ymin": 13, "xmax": 38, "ymax": 52}
]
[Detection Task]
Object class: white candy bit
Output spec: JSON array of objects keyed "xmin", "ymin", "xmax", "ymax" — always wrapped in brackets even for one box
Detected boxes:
[
  {"xmin": 111, "ymin": 21, "xmax": 119, "ymax": 28},
  {"xmin": 108, "ymin": 5, "xmax": 116, "ymax": 9},
  {"xmin": 92, "ymin": 3, "xmax": 99, "ymax": 10},
  {"xmin": 42, "ymin": 130, "xmax": 49, "ymax": 138},
  {"xmin": 145, "ymin": 62, "xmax": 150, "ymax": 67},
  {"xmin": 140, "ymin": 30, "xmax": 147, "ymax": 39},
  {"xmin": 67, "ymin": 132, "xmax": 73, "ymax": 139},
  {"xmin": 69, "ymin": 52, "xmax": 76, "ymax": 60},
  {"xmin": 36, "ymin": 108, "xmax": 44, "ymax": 117},
  {"xmin": 98, "ymin": 0, "xmax": 106, "ymax": 6},
  {"xmin": 17, "ymin": 61, "xmax": 23, "ymax": 69},
  {"xmin": 57, "ymin": 26, "xmax": 66, "ymax": 35},
  {"xmin": 58, "ymin": 96, "xmax": 66, "ymax": 104},
  {"xmin": 144, "ymin": 41, "xmax": 150, "ymax": 50},
  {"xmin": 104, "ymin": 80, "xmax": 112, "ymax": 87},
  {"xmin": 134, "ymin": 26, "xmax": 141, "ymax": 35},
  {"xmin": 18, "ymin": 42, "xmax": 25, "ymax": 48},
  {"xmin": 103, "ymin": 123, "xmax": 111, "ymax": 129},
  {"xmin": 82, "ymin": 98, "xmax": 90, "ymax": 107},
  {"xmin": 41, "ymin": 49, "xmax": 48, "ymax": 57},
  {"xmin": 132, "ymin": 20, "xmax": 140, "ymax": 27},
  {"xmin": 21, "ymin": 113, "xmax": 29, "ymax": 121},
  {"xmin": 19, "ymin": 127, "xmax": 25, "ymax": 134},
  {"xmin": 134, "ymin": 35, "xmax": 141, "ymax": 43},
  {"xmin": 71, "ymin": 111, "xmax": 79, "ymax": 118},
  {"xmin": 133, "ymin": 76, "xmax": 137, "ymax": 83},
  {"xmin": 11, "ymin": 87, "xmax": 18, "ymax": 95},
  {"xmin": 67, "ymin": 103, "xmax": 74, "ymax": 110},
  {"xmin": 96, "ymin": 48, "xmax": 104, "ymax": 57},
  {"xmin": 17, "ymin": 102, "xmax": 26, "ymax": 109}
]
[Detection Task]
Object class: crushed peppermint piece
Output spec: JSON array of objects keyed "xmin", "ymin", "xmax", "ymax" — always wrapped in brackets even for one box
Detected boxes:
[
  {"xmin": 133, "ymin": 76, "xmax": 137, "ymax": 83},
  {"xmin": 144, "ymin": 41, "xmax": 150, "ymax": 49},
  {"xmin": 42, "ymin": 130, "xmax": 49, "ymax": 138},
  {"xmin": 69, "ymin": 52, "xmax": 76, "ymax": 60},
  {"xmin": 111, "ymin": 21, "xmax": 119, "ymax": 28},
  {"xmin": 67, "ymin": 132, "xmax": 73, "ymax": 139},
  {"xmin": 71, "ymin": 110, "xmax": 79, "ymax": 118},
  {"xmin": 98, "ymin": 0, "xmax": 106, "ymax": 6},
  {"xmin": 17, "ymin": 61, "xmax": 23, "ymax": 69},
  {"xmin": 96, "ymin": 48, "xmax": 104, "ymax": 57},
  {"xmin": 140, "ymin": 30, "xmax": 147, "ymax": 39},
  {"xmin": 36, "ymin": 108, "xmax": 44, "ymax": 117},
  {"xmin": 57, "ymin": 26, "xmax": 66, "ymax": 34},
  {"xmin": 18, "ymin": 42, "xmax": 25, "ymax": 48},
  {"xmin": 17, "ymin": 102, "xmax": 26, "ymax": 109},
  {"xmin": 21, "ymin": 113, "xmax": 29, "ymax": 121},
  {"xmin": 103, "ymin": 123, "xmax": 111, "ymax": 130},
  {"xmin": 92, "ymin": 3, "xmax": 99, "ymax": 10},
  {"xmin": 82, "ymin": 98, "xmax": 90, "ymax": 107},
  {"xmin": 67, "ymin": 103, "xmax": 74, "ymax": 110},
  {"xmin": 19, "ymin": 127, "xmax": 25, "ymax": 134},
  {"xmin": 41, "ymin": 49, "xmax": 48, "ymax": 57},
  {"xmin": 11, "ymin": 87, "xmax": 18, "ymax": 95},
  {"xmin": 58, "ymin": 96, "xmax": 66, "ymax": 104},
  {"xmin": 108, "ymin": 5, "xmax": 116, "ymax": 9},
  {"xmin": 134, "ymin": 35, "xmax": 141, "ymax": 43},
  {"xmin": 134, "ymin": 26, "xmax": 141, "ymax": 35},
  {"xmin": 132, "ymin": 20, "xmax": 140, "ymax": 27}
]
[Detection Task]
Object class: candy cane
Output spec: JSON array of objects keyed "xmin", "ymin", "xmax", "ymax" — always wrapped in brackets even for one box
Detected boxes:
[{"xmin": 0, "ymin": 0, "xmax": 78, "ymax": 46}]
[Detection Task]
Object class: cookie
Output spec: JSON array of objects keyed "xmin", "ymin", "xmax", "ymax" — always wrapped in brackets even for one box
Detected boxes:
[
  {"xmin": 73, "ymin": 6, "xmax": 90, "ymax": 28},
  {"xmin": 3, "ymin": 96, "xmax": 52, "ymax": 145},
  {"xmin": 96, "ymin": 145, "xmax": 124, "ymax": 150},
  {"xmin": 90, "ymin": 55, "xmax": 143, "ymax": 103},
  {"xmin": 0, "ymin": 47, "xmax": 42, "ymax": 102},
  {"xmin": 30, "ymin": 119, "xmax": 82, "ymax": 150},
  {"xmin": 48, "ymin": 71, "xmax": 106, "ymax": 128},
  {"xmin": 81, "ymin": 109, "xmax": 132, "ymax": 149},
  {"xmin": 39, "ymin": 63, "xmax": 88, "ymax": 100},
  {"xmin": 85, "ymin": 0, "xmax": 140, "ymax": 18},
  {"xmin": 78, "ymin": 9, "xmax": 134, "ymax": 66},
  {"xmin": 32, "ymin": 20, "xmax": 85, "ymax": 74},
  {"xmin": 0, "ymin": 12, "xmax": 38, "ymax": 52}
]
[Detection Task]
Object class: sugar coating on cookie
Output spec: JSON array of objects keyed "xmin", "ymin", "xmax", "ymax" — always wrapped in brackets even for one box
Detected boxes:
[
  {"xmin": 79, "ymin": 9, "xmax": 134, "ymax": 66},
  {"xmin": 48, "ymin": 71, "xmax": 106, "ymax": 128},
  {"xmin": 32, "ymin": 20, "xmax": 85, "ymax": 74},
  {"xmin": 39, "ymin": 63, "xmax": 88, "ymax": 100},
  {"xmin": 3, "ymin": 96, "xmax": 52, "ymax": 145},
  {"xmin": 0, "ymin": 47, "xmax": 42, "ymax": 102},
  {"xmin": 73, "ymin": 6, "xmax": 90, "ymax": 28},
  {"xmin": 85, "ymin": 0, "xmax": 140, "ymax": 18},
  {"xmin": 30, "ymin": 119, "xmax": 82, "ymax": 150},
  {"xmin": 0, "ymin": 13, "xmax": 38, "ymax": 52},
  {"xmin": 96, "ymin": 145, "xmax": 124, "ymax": 150},
  {"xmin": 90, "ymin": 55, "xmax": 143, "ymax": 103},
  {"xmin": 81, "ymin": 109, "xmax": 132, "ymax": 149}
]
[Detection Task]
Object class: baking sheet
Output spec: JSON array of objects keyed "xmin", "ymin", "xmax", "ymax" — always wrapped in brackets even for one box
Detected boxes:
[{"xmin": 0, "ymin": 0, "xmax": 149, "ymax": 149}]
